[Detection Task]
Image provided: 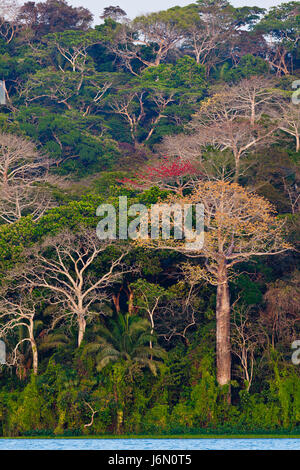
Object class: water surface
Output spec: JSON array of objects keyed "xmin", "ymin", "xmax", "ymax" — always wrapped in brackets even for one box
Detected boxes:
[{"xmin": 0, "ymin": 438, "xmax": 299, "ymax": 450}]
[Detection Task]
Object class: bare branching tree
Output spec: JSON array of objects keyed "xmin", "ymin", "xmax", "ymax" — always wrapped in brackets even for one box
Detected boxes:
[
  {"xmin": 222, "ymin": 77, "xmax": 278, "ymax": 126},
  {"xmin": 163, "ymin": 78, "xmax": 279, "ymax": 182},
  {"xmin": 231, "ymin": 305, "xmax": 260, "ymax": 392},
  {"xmin": 0, "ymin": 133, "xmax": 58, "ymax": 223},
  {"xmin": 274, "ymin": 99, "xmax": 300, "ymax": 152},
  {"xmin": 182, "ymin": 1, "xmax": 237, "ymax": 70},
  {"xmin": 0, "ymin": 294, "xmax": 39, "ymax": 375},
  {"xmin": 10, "ymin": 229, "xmax": 134, "ymax": 347},
  {"xmin": 110, "ymin": 91, "xmax": 146, "ymax": 144}
]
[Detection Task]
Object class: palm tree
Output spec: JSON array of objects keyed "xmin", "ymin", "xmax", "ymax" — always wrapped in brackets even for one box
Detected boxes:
[
  {"xmin": 84, "ymin": 313, "xmax": 166, "ymax": 433},
  {"xmin": 84, "ymin": 313, "xmax": 166, "ymax": 376}
]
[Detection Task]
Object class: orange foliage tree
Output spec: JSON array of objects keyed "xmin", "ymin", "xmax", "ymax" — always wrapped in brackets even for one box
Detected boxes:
[{"xmin": 141, "ymin": 181, "xmax": 291, "ymax": 396}]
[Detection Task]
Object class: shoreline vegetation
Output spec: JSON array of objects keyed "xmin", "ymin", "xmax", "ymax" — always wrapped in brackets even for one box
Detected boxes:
[{"xmin": 2, "ymin": 428, "xmax": 300, "ymax": 439}]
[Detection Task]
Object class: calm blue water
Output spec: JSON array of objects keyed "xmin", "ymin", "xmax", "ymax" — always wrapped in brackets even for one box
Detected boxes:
[{"xmin": 0, "ymin": 438, "xmax": 299, "ymax": 450}]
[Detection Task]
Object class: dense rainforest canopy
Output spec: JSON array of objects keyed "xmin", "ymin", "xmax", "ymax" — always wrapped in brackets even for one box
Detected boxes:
[{"xmin": 0, "ymin": 0, "xmax": 299, "ymax": 436}]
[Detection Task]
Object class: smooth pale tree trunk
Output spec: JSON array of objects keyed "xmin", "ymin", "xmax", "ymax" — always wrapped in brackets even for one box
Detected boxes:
[
  {"xmin": 216, "ymin": 263, "xmax": 231, "ymax": 400},
  {"xmin": 149, "ymin": 313, "xmax": 154, "ymax": 350},
  {"xmin": 234, "ymin": 152, "xmax": 241, "ymax": 183},
  {"xmin": 29, "ymin": 322, "xmax": 38, "ymax": 375},
  {"xmin": 250, "ymin": 102, "xmax": 255, "ymax": 126},
  {"xmin": 149, "ymin": 312, "xmax": 154, "ymax": 360},
  {"xmin": 31, "ymin": 340, "xmax": 38, "ymax": 376},
  {"xmin": 78, "ymin": 314, "xmax": 86, "ymax": 347}
]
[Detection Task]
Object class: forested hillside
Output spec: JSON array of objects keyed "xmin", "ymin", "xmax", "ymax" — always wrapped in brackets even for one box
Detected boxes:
[{"xmin": 0, "ymin": 0, "xmax": 299, "ymax": 436}]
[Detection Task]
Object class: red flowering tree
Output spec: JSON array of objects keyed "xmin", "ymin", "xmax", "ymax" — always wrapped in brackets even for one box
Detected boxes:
[{"xmin": 119, "ymin": 156, "xmax": 202, "ymax": 195}]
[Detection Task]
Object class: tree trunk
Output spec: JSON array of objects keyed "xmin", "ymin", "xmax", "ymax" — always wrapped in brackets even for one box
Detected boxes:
[
  {"xmin": 194, "ymin": 46, "xmax": 201, "ymax": 64},
  {"xmin": 149, "ymin": 312, "xmax": 154, "ymax": 360},
  {"xmin": 31, "ymin": 340, "xmax": 38, "ymax": 376},
  {"xmin": 29, "ymin": 322, "xmax": 38, "ymax": 375},
  {"xmin": 234, "ymin": 152, "xmax": 240, "ymax": 183},
  {"xmin": 149, "ymin": 313, "xmax": 154, "ymax": 350},
  {"xmin": 112, "ymin": 292, "xmax": 121, "ymax": 313},
  {"xmin": 78, "ymin": 314, "xmax": 86, "ymax": 347},
  {"xmin": 216, "ymin": 264, "xmax": 231, "ymax": 399},
  {"xmin": 250, "ymin": 101, "xmax": 255, "ymax": 126},
  {"xmin": 126, "ymin": 285, "xmax": 134, "ymax": 315}
]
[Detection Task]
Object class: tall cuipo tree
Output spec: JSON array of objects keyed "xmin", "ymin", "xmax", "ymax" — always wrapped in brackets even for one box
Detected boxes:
[{"xmin": 143, "ymin": 181, "xmax": 291, "ymax": 395}]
